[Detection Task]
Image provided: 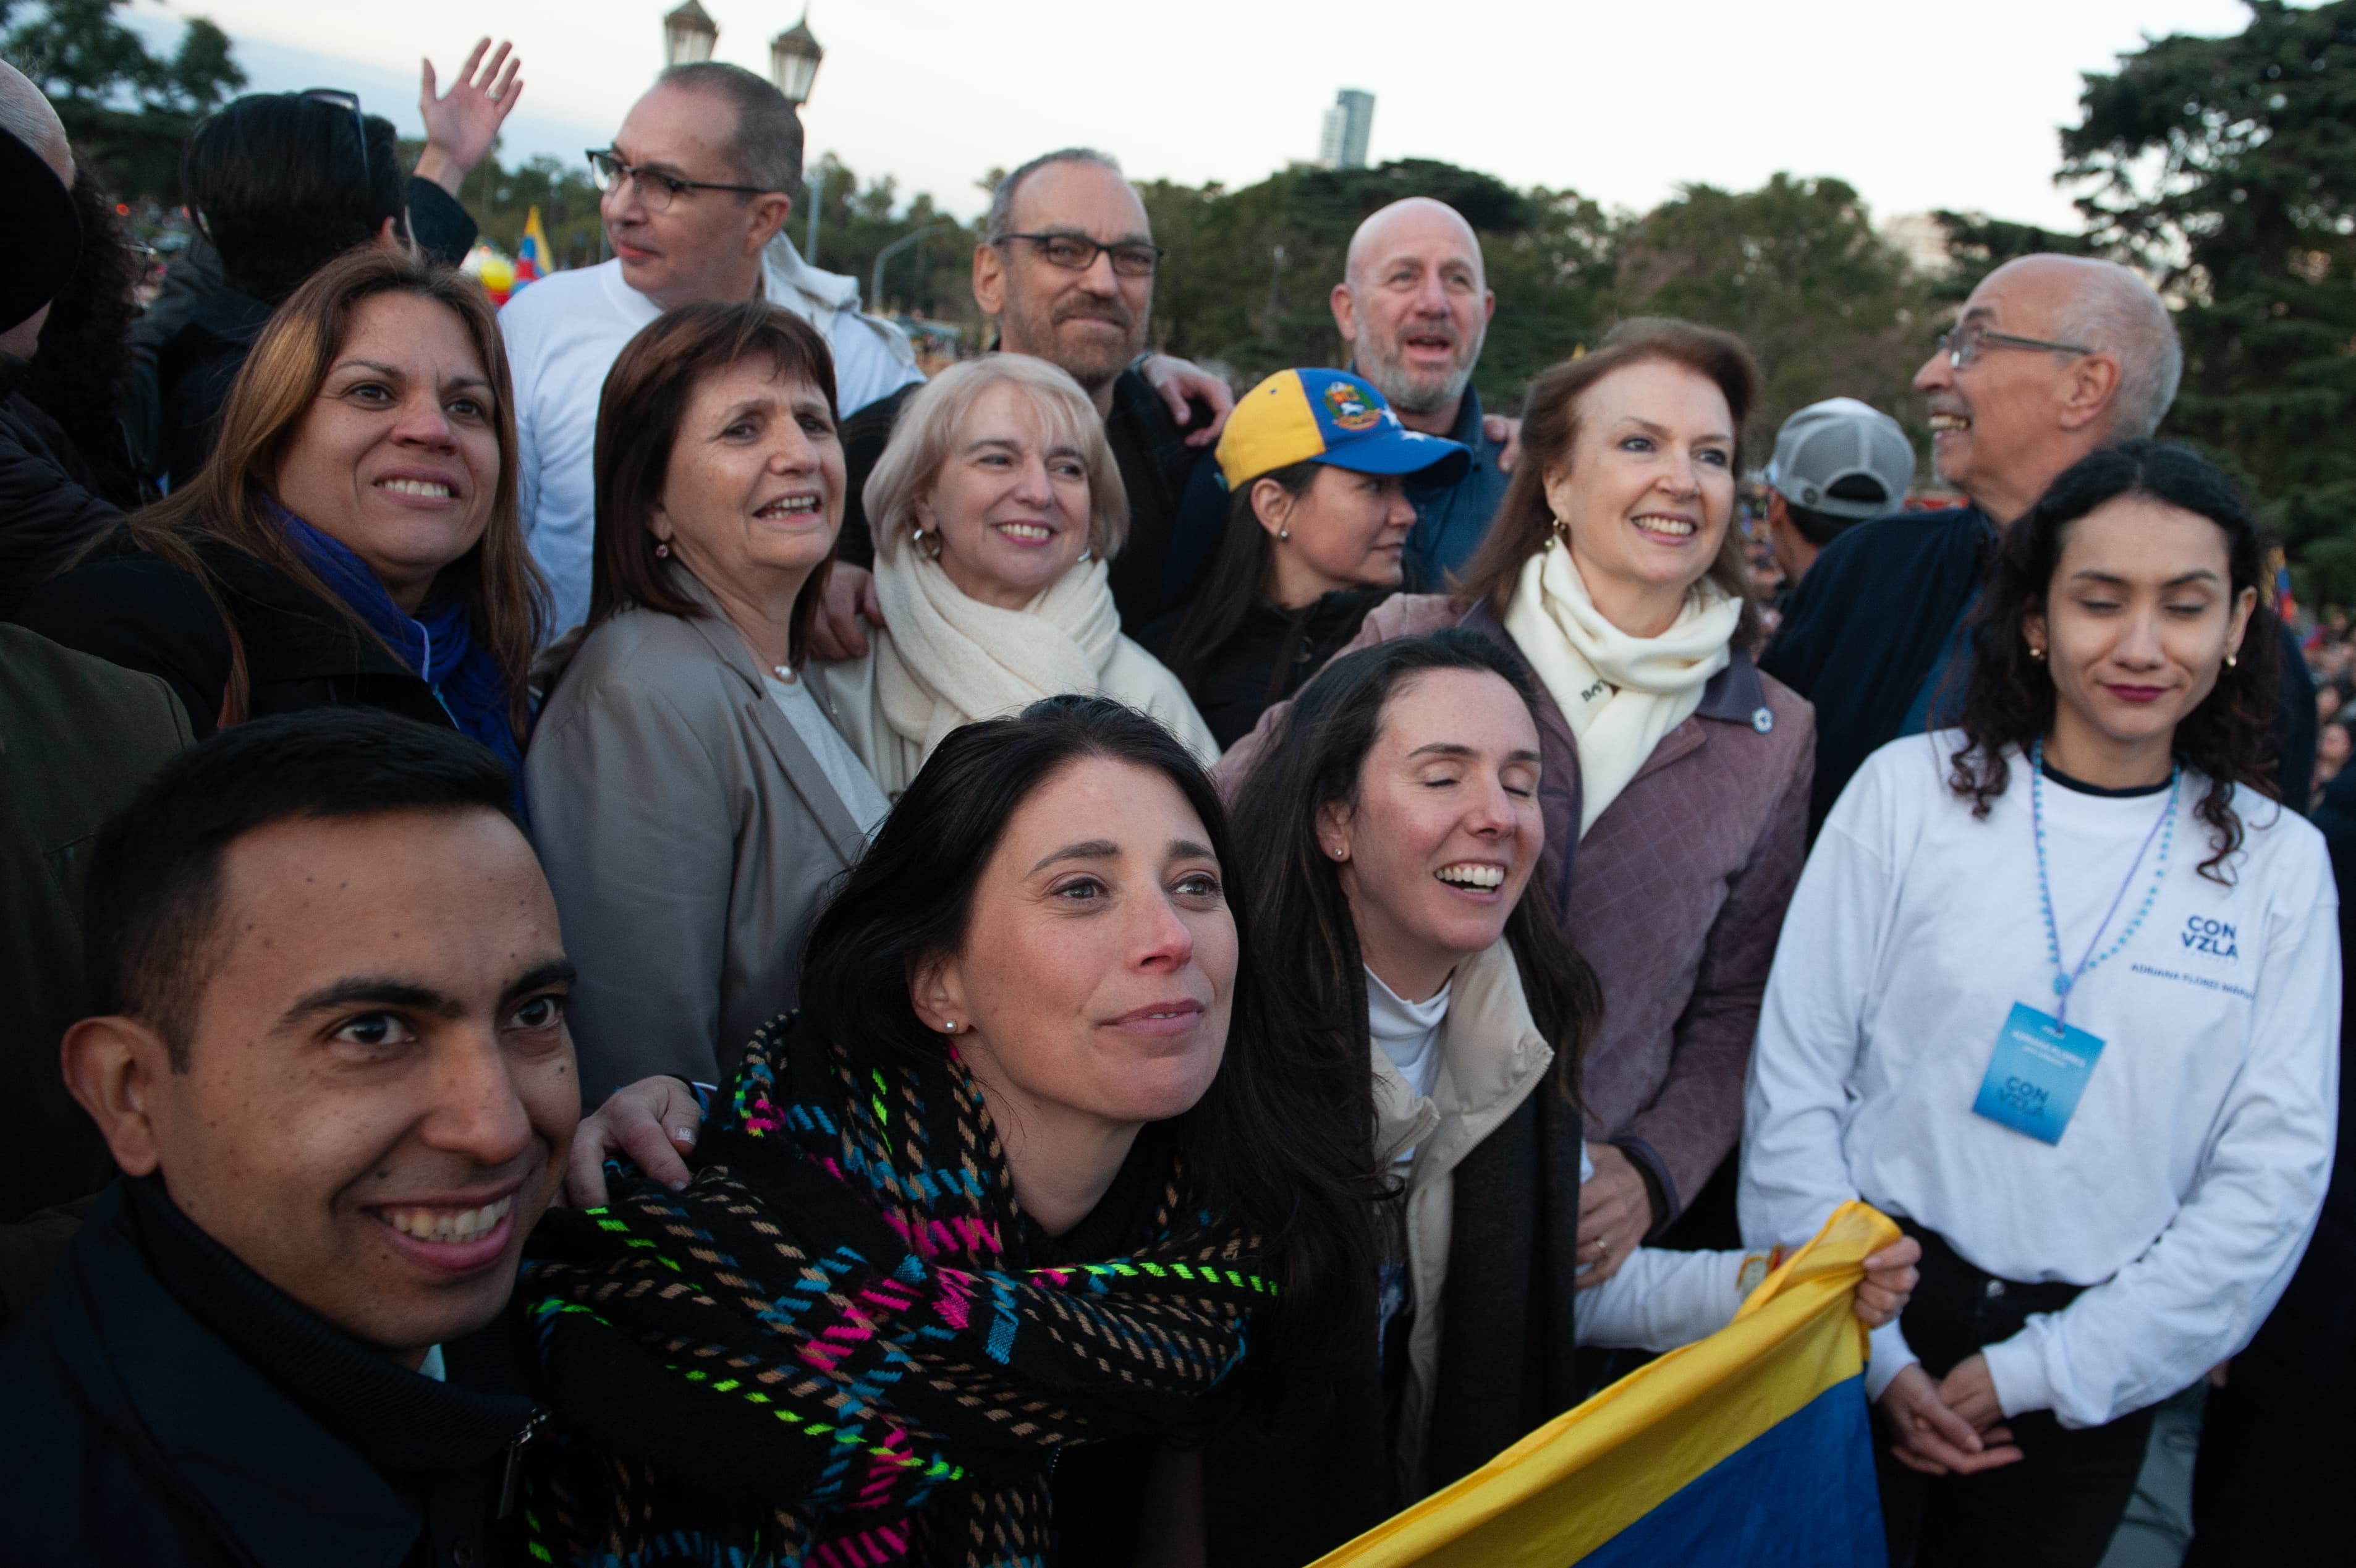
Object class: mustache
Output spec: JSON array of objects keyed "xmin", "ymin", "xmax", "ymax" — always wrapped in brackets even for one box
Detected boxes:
[{"xmin": 1052, "ymin": 297, "xmax": 1134, "ymax": 330}]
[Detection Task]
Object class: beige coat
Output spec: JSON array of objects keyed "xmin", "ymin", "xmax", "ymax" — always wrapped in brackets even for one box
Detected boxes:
[
  {"xmin": 525, "ymin": 569, "xmax": 871, "ymax": 1100},
  {"xmin": 1374, "ymin": 940, "xmax": 1556, "ymax": 1495}
]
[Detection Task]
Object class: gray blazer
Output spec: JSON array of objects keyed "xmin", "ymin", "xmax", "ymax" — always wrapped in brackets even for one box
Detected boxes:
[{"xmin": 525, "ymin": 569, "xmax": 869, "ymax": 1101}]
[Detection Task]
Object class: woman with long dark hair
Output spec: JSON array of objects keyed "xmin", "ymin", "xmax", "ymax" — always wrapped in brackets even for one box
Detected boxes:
[
  {"xmin": 1208, "ymin": 630, "xmax": 1917, "ymax": 1564},
  {"xmin": 1742, "ymin": 441, "xmax": 2339, "ymax": 1568},
  {"xmin": 520, "ymin": 696, "xmax": 1378, "ymax": 1567},
  {"xmin": 1145, "ymin": 368, "xmax": 1466, "ymax": 747}
]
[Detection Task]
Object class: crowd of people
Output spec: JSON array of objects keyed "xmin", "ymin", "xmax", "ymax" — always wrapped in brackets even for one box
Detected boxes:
[{"xmin": 0, "ymin": 34, "xmax": 2345, "ymax": 1568}]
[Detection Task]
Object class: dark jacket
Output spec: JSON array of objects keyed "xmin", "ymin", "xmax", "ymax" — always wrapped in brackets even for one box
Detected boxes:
[
  {"xmin": 0, "ymin": 391, "xmax": 121, "ymax": 618},
  {"xmin": 14, "ymin": 530, "xmax": 458, "ymax": 740},
  {"xmin": 0, "ymin": 1177, "xmax": 541, "ymax": 1567},
  {"xmin": 0, "ymin": 627, "xmax": 191, "ymax": 1318},
  {"xmin": 2226, "ymin": 760, "xmax": 2356, "ymax": 1410},
  {"xmin": 1400, "ymin": 383, "xmax": 1513, "ymax": 590},
  {"xmin": 153, "ymin": 284, "xmax": 273, "ymax": 491},
  {"xmin": 1138, "ymin": 588, "xmax": 1390, "ymax": 749},
  {"xmin": 1762, "ymin": 504, "xmax": 2317, "ymax": 836},
  {"xmin": 833, "ymin": 365, "xmax": 1213, "ymax": 629}
]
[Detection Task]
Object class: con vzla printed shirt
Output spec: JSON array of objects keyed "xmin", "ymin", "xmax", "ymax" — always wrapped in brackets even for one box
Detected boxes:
[{"xmin": 1740, "ymin": 732, "xmax": 2339, "ymax": 1428}]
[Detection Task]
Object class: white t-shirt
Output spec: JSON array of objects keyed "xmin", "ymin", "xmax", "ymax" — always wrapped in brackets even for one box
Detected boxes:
[
  {"xmin": 1741, "ymin": 732, "xmax": 2340, "ymax": 1428},
  {"xmin": 762, "ymin": 668, "xmax": 890, "ymax": 838},
  {"xmin": 1367, "ymin": 967, "xmax": 1449, "ymax": 1149},
  {"xmin": 501, "ymin": 239, "xmax": 923, "ymax": 637}
]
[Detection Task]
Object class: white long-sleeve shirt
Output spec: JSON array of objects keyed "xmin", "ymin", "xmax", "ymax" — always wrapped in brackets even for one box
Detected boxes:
[
  {"xmin": 1741, "ymin": 732, "xmax": 2339, "ymax": 1428},
  {"xmin": 500, "ymin": 236, "xmax": 922, "ymax": 637}
]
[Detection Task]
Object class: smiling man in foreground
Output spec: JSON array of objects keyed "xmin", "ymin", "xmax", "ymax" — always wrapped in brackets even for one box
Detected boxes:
[{"xmin": 0, "ymin": 710, "xmax": 577, "ymax": 1566}]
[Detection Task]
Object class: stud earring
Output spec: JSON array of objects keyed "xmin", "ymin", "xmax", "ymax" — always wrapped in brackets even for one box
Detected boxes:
[
  {"xmin": 940, "ymin": 1019, "xmax": 957, "ymax": 1033},
  {"xmin": 654, "ymin": 541, "xmax": 671, "ymax": 558},
  {"xmin": 2226, "ymin": 653, "xmax": 2238, "ymax": 668},
  {"xmin": 1278, "ymin": 528, "xmax": 1290, "ymax": 542},
  {"xmin": 2027, "ymin": 643, "xmax": 2045, "ymax": 661}
]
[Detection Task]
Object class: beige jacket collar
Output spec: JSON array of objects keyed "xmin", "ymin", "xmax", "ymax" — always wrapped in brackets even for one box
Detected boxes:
[{"xmin": 1379, "ymin": 938, "xmax": 1556, "ymax": 1494}]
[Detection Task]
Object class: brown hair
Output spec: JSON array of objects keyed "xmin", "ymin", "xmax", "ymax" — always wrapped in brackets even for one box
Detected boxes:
[
  {"xmin": 1452, "ymin": 317, "xmax": 1763, "ymax": 650},
  {"xmin": 589, "ymin": 300, "xmax": 840, "ymax": 667},
  {"xmin": 119, "ymin": 247, "xmax": 543, "ymax": 735}
]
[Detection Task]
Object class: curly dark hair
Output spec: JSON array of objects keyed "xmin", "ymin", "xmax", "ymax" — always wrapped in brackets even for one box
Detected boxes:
[{"xmin": 1947, "ymin": 439, "xmax": 2279, "ymax": 882}]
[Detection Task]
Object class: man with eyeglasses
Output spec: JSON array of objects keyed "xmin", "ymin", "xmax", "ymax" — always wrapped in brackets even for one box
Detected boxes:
[
  {"xmin": 1762, "ymin": 253, "xmax": 2315, "ymax": 836},
  {"xmin": 821, "ymin": 147, "xmax": 1233, "ymax": 643},
  {"xmin": 497, "ymin": 61, "xmax": 924, "ymax": 638}
]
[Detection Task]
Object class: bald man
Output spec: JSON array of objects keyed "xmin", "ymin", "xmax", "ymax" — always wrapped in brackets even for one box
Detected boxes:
[
  {"xmin": 1331, "ymin": 197, "xmax": 1512, "ymax": 584},
  {"xmin": 1762, "ymin": 253, "xmax": 2314, "ymax": 833}
]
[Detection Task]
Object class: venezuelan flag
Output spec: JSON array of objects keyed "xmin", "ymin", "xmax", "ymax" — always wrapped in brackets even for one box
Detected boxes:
[
  {"xmin": 1313, "ymin": 1201, "xmax": 1897, "ymax": 1568},
  {"xmin": 512, "ymin": 206, "xmax": 549, "ymax": 292}
]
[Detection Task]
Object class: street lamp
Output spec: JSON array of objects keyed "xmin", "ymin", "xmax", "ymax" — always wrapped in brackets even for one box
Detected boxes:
[
  {"xmin": 872, "ymin": 222, "xmax": 949, "ymax": 314},
  {"xmin": 662, "ymin": 1, "xmax": 718, "ymax": 67},
  {"xmin": 769, "ymin": 14, "xmax": 823, "ymax": 106}
]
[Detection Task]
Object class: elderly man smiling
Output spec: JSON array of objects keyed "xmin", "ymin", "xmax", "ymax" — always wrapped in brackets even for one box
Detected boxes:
[
  {"xmin": 0, "ymin": 711, "xmax": 578, "ymax": 1566},
  {"xmin": 1333, "ymin": 196, "xmax": 1515, "ymax": 585},
  {"xmin": 1763, "ymin": 253, "xmax": 2315, "ymax": 834}
]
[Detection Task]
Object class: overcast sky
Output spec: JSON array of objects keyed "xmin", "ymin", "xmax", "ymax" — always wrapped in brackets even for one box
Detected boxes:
[{"xmin": 124, "ymin": 0, "xmax": 2262, "ymax": 231}]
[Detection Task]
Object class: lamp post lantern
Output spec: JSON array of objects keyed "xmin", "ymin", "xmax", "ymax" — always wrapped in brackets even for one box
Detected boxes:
[
  {"xmin": 662, "ymin": 1, "xmax": 718, "ymax": 66},
  {"xmin": 769, "ymin": 15, "xmax": 823, "ymax": 106}
]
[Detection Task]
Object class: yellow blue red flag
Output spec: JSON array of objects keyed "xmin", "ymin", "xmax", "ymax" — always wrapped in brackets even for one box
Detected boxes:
[
  {"xmin": 1313, "ymin": 1201, "xmax": 1897, "ymax": 1568},
  {"xmin": 513, "ymin": 206, "xmax": 549, "ymax": 291}
]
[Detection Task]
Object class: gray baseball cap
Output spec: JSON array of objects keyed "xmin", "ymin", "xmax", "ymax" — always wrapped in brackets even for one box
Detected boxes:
[{"xmin": 1765, "ymin": 397, "xmax": 1915, "ymax": 520}]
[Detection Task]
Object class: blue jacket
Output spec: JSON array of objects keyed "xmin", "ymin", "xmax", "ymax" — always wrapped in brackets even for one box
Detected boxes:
[{"xmin": 1401, "ymin": 382, "xmax": 1513, "ymax": 590}]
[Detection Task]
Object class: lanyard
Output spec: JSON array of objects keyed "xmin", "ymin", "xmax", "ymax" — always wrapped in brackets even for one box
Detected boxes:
[{"xmin": 2028, "ymin": 739, "xmax": 2179, "ymax": 1028}]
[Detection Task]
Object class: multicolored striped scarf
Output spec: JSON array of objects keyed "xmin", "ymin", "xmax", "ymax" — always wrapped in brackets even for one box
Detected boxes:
[{"xmin": 518, "ymin": 1013, "xmax": 1271, "ymax": 1566}]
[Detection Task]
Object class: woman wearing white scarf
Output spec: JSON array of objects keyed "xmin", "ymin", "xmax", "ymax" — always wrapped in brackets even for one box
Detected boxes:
[
  {"xmin": 1218, "ymin": 318, "xmax": 1815, "ymax": 1289},
  {"xmin": 815, "ymin": 357, "xmax": 1217, "ymax": 795}
]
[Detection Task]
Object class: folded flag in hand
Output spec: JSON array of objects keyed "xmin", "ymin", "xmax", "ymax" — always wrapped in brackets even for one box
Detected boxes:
[{"xmin": 1313, "ymin": 1201, "xmax": 1897, "ymax": 1568}]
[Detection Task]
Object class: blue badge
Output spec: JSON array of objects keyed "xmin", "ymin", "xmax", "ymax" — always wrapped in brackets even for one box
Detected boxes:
[{"xmin": 1972, "ymin": 1002, "xmax": 2106, "ymax": 1145}]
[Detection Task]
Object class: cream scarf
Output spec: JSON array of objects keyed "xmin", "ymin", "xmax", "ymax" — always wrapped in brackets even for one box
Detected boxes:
[
  {"xmin": 1502, "ymin": 541, "xmax": 1741, "ymax": 838},
  {"xmin": 870, "ymin": 547, "xmax": 1122, "ymax": 769}
]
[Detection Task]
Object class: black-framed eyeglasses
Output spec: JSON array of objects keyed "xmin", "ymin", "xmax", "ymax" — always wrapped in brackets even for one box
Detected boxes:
[
  {"xmin": 585, "ymin": 148, "xmax": 769, "ymax": 211},
  {"xmin": 992, "ymin": 232, "xmax": 1163, "ymax": 279},
  {"xmin": 300, "ymin": 88, "xmax": 368, "ymax": 179},
  {"xmin": 1937, "ymin": 320, "xmax": 2093, "ymax": 371}
]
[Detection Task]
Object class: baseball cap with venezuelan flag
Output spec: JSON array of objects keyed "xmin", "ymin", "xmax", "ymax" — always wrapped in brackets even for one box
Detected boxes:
[{"xmin": 1214, "ymin": 368, "xmax": 1471, "ymax": 491}]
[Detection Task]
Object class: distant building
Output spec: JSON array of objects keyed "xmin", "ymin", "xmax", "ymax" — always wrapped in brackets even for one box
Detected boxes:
[
  {"xmin": 1879, "ymin": 212, "xmax": 1955, "ymax": 278},
  {"xmin": 1318, "ymin": 89, "xmax": 1375, "ymax": 171}
]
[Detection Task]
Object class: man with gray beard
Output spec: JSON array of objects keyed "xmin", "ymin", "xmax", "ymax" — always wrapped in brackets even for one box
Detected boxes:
[{"xmin": 1331, "ymin": 197, "xmax": 1513, "ymax": 584}]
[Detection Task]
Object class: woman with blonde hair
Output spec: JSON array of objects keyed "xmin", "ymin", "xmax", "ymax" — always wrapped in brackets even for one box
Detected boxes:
[
  {"xmin": 816, "ymin": 354, "xmax": 1216, "ymax": 792},
  {"xmin": 17, "ymin": 247, "xmax": 542, "ymax": 779}
]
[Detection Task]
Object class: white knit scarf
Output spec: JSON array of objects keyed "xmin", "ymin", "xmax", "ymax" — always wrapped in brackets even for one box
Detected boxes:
[
  {"xmin": 1502, "ymin": 541, "xmax": 1741, "ymax": 838},
  {"xmin": 870, "ymin": 547, "xmax": 1121, "ymax": 774}
]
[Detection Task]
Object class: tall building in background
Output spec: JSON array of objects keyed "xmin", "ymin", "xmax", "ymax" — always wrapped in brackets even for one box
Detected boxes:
[{"xmin": 1318, "ymin": 89, "xmax": 1376, "ymax": 170}]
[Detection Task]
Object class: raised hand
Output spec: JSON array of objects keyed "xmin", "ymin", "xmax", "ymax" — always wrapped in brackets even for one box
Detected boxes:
[{"xmin": 414, "ymin": 38, "xmax": 525, "ymax": 195}]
